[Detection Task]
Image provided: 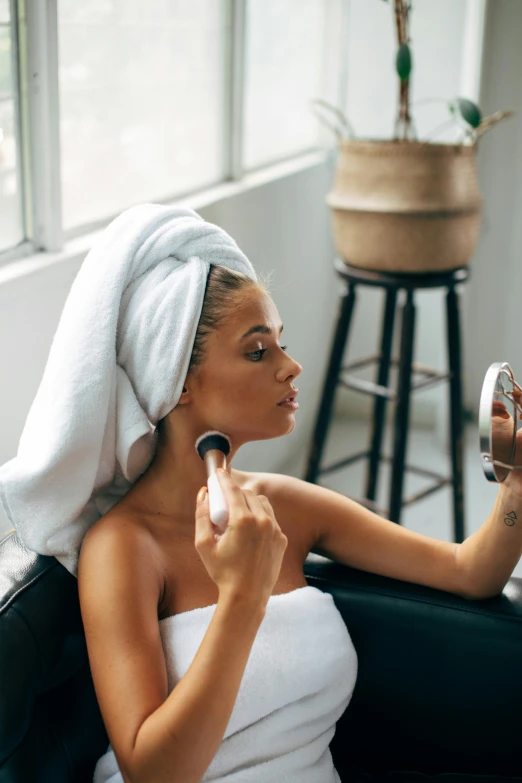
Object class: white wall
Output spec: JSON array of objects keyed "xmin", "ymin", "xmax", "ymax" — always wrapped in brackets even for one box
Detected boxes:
[{"xmin": 463, "ymin": 0, "xmax": 522, "ymax": 413}]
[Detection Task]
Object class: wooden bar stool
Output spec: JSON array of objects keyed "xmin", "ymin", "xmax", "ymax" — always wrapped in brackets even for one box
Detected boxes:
[{"xmin": 303, "ymin": 258, "xmax": 469, "ymax": 543}]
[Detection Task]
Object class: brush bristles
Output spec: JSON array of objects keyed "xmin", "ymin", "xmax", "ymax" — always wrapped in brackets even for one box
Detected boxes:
[{"xmin": 195, "ymin": 430, "xmax": 231, "ymax": 460}]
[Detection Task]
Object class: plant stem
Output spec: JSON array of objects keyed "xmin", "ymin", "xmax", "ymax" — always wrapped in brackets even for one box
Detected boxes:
[{"xmin": 394, "ymin": 0, "xmax": 414, "ymax": 141}]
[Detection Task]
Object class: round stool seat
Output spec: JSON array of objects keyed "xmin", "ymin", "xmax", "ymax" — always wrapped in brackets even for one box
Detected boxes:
[{"xmin": 335, "ymin": 258, "xmax": 469, "ymax": 290}]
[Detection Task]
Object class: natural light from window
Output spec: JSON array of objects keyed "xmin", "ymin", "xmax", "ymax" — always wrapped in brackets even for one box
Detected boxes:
[
  {"xmin": 58, "ymin": 0, "xmax": 227, "ymax": 233},
  {"xmin": 0, "ymin": 0, "xmax": 23, "ymax": 253}
]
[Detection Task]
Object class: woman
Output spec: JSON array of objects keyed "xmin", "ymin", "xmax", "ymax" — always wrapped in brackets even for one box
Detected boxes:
[
  {"xmin": 81, "ymin": 261, "xmax": 358, "ymax": 783},
  {"xmin": 5, "ymin": 202, "xmax": 521, "ymax": 782}
]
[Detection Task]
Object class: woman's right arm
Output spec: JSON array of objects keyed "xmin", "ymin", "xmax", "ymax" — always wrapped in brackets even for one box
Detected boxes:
[
  {"xmin": 132, "ymin": 473, "xmax": 290, "ymax": 782},
  {"xmin": 78, "ymin": 520, "xmax": 266, "ymax": 783},
  {"xmin": 132, "ymin": 592, "xmax": 265, "ymax": 783}
]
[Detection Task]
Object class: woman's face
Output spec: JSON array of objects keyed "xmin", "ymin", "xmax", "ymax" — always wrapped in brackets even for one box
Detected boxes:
[{"xmin": 188, "ymin": 289, "xmax": 303, "ymax": 444}]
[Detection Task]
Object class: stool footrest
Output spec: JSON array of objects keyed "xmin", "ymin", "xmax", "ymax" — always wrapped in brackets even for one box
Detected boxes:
[
  {"xmin": 402, "ymin": 478, "xmax": 452, "ymax": 507},
  {"xmin": 316, "ymin": 451, "xmax": 452, "ymax": 516},
  {"xmin": 341, "ymin": 356, "xmax": 450, "ymax": 398},
  {"xmin": 322, "ymin": 450, "xmax": 449, "ymax": 483},
  {"xmin": 320, "ymin": 449, "xmax": 372, "ymax": 476},
  {"xmin": 340, "ymin": 374, "xmax": 396, "ymax": 399},
  {"xmin": 314, "ymin": 481, "xmax": 452, "ymax": 519},
  {"xmin": 378, "ymin": 454, "xmax": 448, "ymax": 482},
  {"xmin": 347, "ymin": 494, "xmax": 389, "ymax": 517}
]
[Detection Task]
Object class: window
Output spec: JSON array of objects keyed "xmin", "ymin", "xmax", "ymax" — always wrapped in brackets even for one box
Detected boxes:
[
  {"xmin": 243, "ymin": 0, "xmax": 340, "ymax": 171},
  {"xmin": 58, "ymin": 0, "xmax": 228, "ymax": 233},
  {"xmin": 0, "ymin": 0, "xmax": 347, "ymax": 261},
  {"xmin": 0, "ymin": 0, "xmax": 24, "ymax": 253}
]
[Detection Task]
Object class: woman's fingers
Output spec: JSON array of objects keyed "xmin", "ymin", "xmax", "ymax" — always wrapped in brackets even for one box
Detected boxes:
[
  {"xmin": 514, "ymin": 390, "xmax": 522, "ymax": 418},
  {"xmin": 215, "ymin": 468, "xmax": 255, "ymax": 517},
  {"xmin": 493, "ymin": 401, "xmax": 510, "ymax": 420}
]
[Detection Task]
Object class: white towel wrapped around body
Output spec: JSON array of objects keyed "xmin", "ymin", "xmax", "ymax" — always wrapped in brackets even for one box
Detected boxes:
[
  {"xmin": 93, "ymin": 585, "xmax": 359, "ymax": 783},
  {"xmin": 0, "ymin": 203, "xmax": 257, "ymax": 578}
]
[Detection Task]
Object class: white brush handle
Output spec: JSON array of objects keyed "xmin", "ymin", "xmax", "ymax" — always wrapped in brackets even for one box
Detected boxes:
[{"xmin": 207, "ymin": 472, "xmax": 229, "ymax": 531}]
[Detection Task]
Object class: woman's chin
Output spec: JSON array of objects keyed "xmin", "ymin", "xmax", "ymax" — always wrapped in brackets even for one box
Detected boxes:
[
  {"xmin": 246, "ymin": 415, "xmax": 297, "ymax": 442},
  {"xmin": 279, "ymin": 415, "xmax": 297, "ymax": 435}
]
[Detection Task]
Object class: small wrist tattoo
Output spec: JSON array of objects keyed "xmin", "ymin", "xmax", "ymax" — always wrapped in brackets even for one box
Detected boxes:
[{"xmin": 504, "ymin": 510, "xmax": 517, "ymax": 527}]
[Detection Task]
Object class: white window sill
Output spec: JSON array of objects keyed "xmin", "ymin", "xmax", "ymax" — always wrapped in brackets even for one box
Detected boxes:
[{"xmin": 0, "ymin": 148, "xmax": 334, "ymax": 286}]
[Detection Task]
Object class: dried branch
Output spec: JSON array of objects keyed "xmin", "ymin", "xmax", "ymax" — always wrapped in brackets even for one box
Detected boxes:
[{"xmin": 476, "ymin": 110, "xmax": 516, "ymax": 138}]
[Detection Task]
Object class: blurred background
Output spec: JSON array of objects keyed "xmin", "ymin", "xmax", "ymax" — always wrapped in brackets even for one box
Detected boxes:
[{"xmin": 0, "ymin": 0, "xmax": 520, "ymax": 574}]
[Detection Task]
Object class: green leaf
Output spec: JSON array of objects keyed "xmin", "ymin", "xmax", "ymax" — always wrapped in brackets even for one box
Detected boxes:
[
  {"xmin": 396, "ymin": 44, "xmax": 412, "ymax": 82},
  {"xmin": 457, "ymin": 97, "xmax": 482, "ymax": 129}
]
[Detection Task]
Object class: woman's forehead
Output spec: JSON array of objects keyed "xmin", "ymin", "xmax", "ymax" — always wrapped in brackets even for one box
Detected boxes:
[{"xmin": 233, "ymin": 291, "xmax": 278, "ymax": 324}]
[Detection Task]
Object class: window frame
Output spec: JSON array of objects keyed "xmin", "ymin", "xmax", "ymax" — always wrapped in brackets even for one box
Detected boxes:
[{"xmin": 0, "ymin": 0, "xmax": 349, "ymax": 270}]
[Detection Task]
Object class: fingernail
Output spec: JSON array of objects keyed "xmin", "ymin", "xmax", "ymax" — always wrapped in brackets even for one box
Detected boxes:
[{"xmin": 197, "ymin": 487, "xmax": 207, "ymax": 503}]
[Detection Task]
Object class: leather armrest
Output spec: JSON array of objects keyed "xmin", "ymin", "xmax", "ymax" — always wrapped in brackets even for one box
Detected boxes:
[{"xmin": 304, "ymin": 553, "xmax": 522, "ymax": 777}]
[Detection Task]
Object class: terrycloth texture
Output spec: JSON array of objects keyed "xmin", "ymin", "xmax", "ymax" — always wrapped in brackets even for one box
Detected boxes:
[
  {"xmin": 0, "ymin": 203, "xmax": 257, "ymax": 578},
  {"xmin": 93, "ymin": 585, "xmax": 358, "ymax": 783}
]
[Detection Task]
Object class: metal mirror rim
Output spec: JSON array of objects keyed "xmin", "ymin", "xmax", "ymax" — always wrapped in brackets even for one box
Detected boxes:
[{"xmin": 479, "ymin": 361, "xmax": 513, "ymax": 482}]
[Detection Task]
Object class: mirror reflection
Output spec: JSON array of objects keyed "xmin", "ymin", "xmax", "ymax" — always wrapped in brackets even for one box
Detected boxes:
[{"xmin": 480, "ymin": 362, "xmax": 522, "ymax": 482}]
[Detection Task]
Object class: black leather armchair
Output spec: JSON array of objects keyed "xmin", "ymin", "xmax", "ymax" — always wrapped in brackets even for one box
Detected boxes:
[{"xmin": 1, "ymin": 528, "xmax": 522, "ymax": 783}]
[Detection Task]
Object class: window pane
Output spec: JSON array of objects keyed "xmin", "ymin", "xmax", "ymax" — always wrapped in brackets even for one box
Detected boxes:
[
  {"xmin": 0, "ymin": 13, "xmax": 24, "ymax": 254},
  {"xmin": 243, "ymin": 0, "xmax": 328, "ymax": 171},
  {"xmin": 58, "ymin": 0, "xmax": 227, "ymax": 233},
  {"xmin": 0, "ymin": 2, "xmax": 9, "ymax": 25},
  {"xmin": 0, "ymin": 22, "xmax": 11, "ymax": 96}
]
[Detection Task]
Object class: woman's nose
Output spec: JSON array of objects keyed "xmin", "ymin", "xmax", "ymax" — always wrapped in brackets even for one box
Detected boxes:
[{"xmin": 291, "ymin": 359, "xmax": 303, "ymax": 377}]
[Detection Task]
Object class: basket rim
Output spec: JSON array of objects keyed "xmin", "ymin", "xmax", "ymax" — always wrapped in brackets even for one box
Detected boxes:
[
  {"xmin": 326, "ymin": 199, "xmax": 484, "ymax": 216},
  {"xmin": 337, "ymin": 139, "xmax": 477, "ymax": 157}
]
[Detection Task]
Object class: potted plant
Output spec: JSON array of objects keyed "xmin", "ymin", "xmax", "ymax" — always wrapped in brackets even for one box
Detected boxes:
[{"xmin": 312, "ymin": 0, "xmax": 514, "ymax": 274}]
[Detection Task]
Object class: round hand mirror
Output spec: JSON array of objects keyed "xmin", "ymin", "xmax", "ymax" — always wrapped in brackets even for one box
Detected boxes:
[{"xmin": 479, "ymin": 361, "xmax": 522, "ymax": 482}]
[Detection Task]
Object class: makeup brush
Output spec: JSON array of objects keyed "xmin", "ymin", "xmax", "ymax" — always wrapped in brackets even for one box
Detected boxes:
[{"xmin": 194, "ymin": 430, "xmax": 232, "ymax": 531}]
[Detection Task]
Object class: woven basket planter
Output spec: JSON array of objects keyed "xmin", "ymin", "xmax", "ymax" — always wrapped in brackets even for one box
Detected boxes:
[{"xmin": 326, "ymin": 139, "xmax": 483, "ymax": 273}]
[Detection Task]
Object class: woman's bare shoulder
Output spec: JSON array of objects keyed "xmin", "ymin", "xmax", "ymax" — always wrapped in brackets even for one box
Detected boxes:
[
  {"xmin": 231, "ymin": 468, "xmax": 263, "ymax": 490},
  {"xmin": 83, "ymin": 506, "xmax": 166, "ymax": 583},
  {"xmin": 234, "ymin": 470, "xmax": 315, "ymax": 555},
  {"xmin": 235, "ymin": 469, "xmax": 291, "ymax": 495},
  {"xmin": 231, "ymin": 469, "xmax": 284, "ymax": 501}
]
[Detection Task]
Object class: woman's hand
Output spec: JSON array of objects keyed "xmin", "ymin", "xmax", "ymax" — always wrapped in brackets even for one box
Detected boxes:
[{"xmin": 492, "ymin": 389, "xmax": 522, "ymax": 498}]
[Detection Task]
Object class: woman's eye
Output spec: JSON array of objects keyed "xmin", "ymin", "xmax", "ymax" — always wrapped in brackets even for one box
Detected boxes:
[{"xmin": 249, "ymin": 345, "xmax": 288, "ymax": 361}]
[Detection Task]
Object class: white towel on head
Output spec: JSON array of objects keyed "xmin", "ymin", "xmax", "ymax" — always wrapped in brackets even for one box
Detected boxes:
[{"xmin": 0, "ymin": 203, "xmax": 257, "ymax": 578}]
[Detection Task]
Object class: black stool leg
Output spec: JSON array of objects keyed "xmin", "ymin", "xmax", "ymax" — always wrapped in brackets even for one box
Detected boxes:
[
  {"xmin": 304, "ymin": 280, "xmax": 357, "ymax": 484},
  {"xmin": 446, "ymin": 286, "xmax": 466, "ymax": 544},
  {"xmin": 365, "ymin": 288, "xmax": 398, "ymax": 502},
  {"xmin": 389, "ymin": 290, "xmax": 416, "ymax": 524}
]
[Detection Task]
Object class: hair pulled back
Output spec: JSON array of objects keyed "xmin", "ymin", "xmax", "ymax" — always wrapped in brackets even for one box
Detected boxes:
[{"xmin": 155, "ymin": 263, "xmax": 272, "ymax": 438}]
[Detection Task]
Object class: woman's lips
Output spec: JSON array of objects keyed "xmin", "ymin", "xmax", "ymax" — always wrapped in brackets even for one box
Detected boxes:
[
  {"xmin": 277, "ymin": 390, "xmax": 299, "ymax": 404},
  {"xmin": 277, "ymin": 399, "xmax": 299, "ymax": 410}
]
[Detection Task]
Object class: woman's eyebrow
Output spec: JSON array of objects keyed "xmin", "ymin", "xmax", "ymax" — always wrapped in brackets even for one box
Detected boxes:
[{"xmin": 239, "ymin": 323, "xmax": 284, "ymax": 341}]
